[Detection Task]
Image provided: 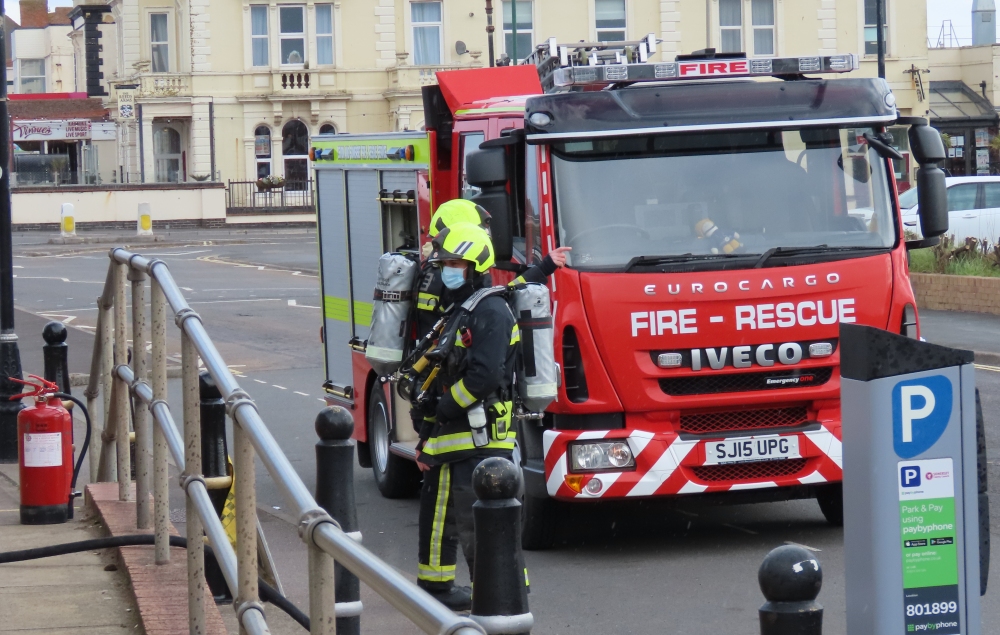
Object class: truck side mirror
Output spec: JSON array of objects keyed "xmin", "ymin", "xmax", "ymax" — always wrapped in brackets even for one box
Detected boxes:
[
  {"xmin": 466, "ymin": 147, "xmax": 514, "ymax": 262},
  {"xmin": 905, "ymin": 119, "xmax": 948, "ymax": 241}
]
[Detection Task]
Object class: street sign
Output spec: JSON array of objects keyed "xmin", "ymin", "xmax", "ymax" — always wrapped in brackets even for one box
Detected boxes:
[{"xmin": 841, "ymin": 323, "xmax": 983, "ymax": 635}]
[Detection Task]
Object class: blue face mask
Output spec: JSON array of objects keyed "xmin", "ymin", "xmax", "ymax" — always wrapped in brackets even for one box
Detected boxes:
[{"xmin": 441, "ymin": 265, "xmax": 467, "ymax": 290}]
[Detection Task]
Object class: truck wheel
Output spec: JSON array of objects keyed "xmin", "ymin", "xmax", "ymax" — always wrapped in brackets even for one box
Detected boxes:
[
  {"xmin": 368, "ymin": 386, "xmax": 420, "ymax": 499},
  {"xmin": 521, "ymin": 493, "xmax": 557, "ymax": 550},
  {"xmin": 816, "ymin": 483, "xmax": 844, "ymax": 526}
]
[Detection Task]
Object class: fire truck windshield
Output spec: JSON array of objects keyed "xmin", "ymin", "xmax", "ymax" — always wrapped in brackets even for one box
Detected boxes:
[{"xmin": 551, "ymin": 127, "xmax": 896, "ymax": 270}]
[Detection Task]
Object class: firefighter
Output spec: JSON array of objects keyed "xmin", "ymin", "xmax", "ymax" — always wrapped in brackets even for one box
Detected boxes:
[
  {"xmin": 416, "ymin": 198, "xmax": 571, "ymax": 337},
  {"xmin": 412, "ymin": 222, "xmax": 520, "ymax": 610},
  {"xmin": 415, "ymin": 199, "xmax": 492, "ymax": 337},
  {"xmin": 410, "ymin": 198, "xmax": 569, "ymax": 436}
]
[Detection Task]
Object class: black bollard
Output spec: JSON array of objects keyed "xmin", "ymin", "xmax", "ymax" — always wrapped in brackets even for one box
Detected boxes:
[
  {"xmin": 471, "ymin": 457, "xmax": 532, "ymax": 635},
  {"xmin": 199, "ymin": 371, "xmax": 232, "ymax": 603},
  {"xmin": 42, "ymin": 321, "xmax": 71, "ymax": 395},
  {"xmin": 315, "ymin": 406, "xmax": 361, "ymax": 635},
  {"xmin": 758, "ymin": 545, "xmax": 823, "ymax": 635}
]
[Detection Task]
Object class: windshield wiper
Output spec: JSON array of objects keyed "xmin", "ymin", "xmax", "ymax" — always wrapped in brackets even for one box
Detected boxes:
[
  {"xmin": 753, "ymin": 245, "xmax": 887, "ymax": 269},
  {"xmin": 624, "ymin": 253, "xmax": 751, "ymax": 272}
]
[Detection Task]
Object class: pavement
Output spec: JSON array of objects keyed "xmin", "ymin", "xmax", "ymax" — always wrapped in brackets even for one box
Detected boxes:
[
  {"xmin": 4, "ymin": 226, "xmax": 1000, "ymax": 634},
  {"xmin": 0, "ymin": 463, "xmax": 143, "ymax": 635}
]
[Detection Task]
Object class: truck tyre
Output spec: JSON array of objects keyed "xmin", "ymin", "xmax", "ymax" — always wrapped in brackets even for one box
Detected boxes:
[
  {"xmin": 521, "ymin": 493, "xmax": 557, "ymax": 550},
  {"xmin": 816, "ymin": 483, "xmax": 844, "ymax": 526},
  {"xmin": 368, "ymin": 386, "xmax": 420, "ymax": 499}
]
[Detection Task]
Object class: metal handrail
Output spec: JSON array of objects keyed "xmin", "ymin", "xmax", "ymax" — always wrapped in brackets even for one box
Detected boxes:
[{"xmin": 91, "ymin": 247, "xmax": 485, "ymax": 635}]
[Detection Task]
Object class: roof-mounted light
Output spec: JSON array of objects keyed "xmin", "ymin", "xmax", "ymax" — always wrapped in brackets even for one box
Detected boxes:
[{"xmin": 524, "ymin": 35, "xmax": 860, "ymax": 93}]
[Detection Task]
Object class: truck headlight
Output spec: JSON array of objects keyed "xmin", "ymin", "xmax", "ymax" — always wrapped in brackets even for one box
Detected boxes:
[{"xmin": 569, "ymin": 441, "xmax": 635, "ymax": 472}]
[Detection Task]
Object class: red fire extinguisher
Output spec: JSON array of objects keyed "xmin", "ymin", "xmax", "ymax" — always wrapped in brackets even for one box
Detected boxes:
[{"xmin": 14, "ymin": 375, "xmax": 90, "ymax": 525}]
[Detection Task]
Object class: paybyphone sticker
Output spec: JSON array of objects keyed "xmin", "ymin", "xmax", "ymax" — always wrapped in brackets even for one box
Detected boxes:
[
  {"xmin": 898, "ymin": 458, "xmax": 961, "ymax": 634},
  {"xmin": 892, "ymin": 375, "xmax": 953, "ymax": 459}
]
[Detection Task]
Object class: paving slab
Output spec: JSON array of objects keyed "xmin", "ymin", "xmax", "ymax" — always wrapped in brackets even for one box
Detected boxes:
[{"xmin": 0, "ymin": 464, "xmax": 142, "ymax": 635}]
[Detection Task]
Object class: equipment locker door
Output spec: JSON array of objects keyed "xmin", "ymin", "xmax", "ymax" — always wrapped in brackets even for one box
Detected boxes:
[
  {"xmin": 346, "ymin": 170, "xmax": 382, "ymax": 340},
  {"xmin": 379, "ymin": 170, "xmax": 419, "ymax": 251},
  {"xmin": 316, "ymin": 169, "xmax": 353, "ymax": 390}
]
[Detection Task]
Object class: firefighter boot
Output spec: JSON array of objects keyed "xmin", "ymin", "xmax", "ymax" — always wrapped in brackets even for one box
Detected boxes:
[{"xmin": 420, "ymin": 583, "xmax": 472, "ymax": 611}]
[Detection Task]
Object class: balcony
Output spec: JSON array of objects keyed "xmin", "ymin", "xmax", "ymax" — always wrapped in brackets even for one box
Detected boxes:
[
  {"xmin": 276, "ymin": 71, "xmax": 313, "ymax": 93},
  {"xmin": 138, "ymin": 73, "xmax": 190, "ymax": 98},
  {"xmin": 387, "ymin": 64, "xmax": 466, "ymax": 94},
  {"xmin": 226, "ymin": 179, "xmax": 314, "ymax": 216}
]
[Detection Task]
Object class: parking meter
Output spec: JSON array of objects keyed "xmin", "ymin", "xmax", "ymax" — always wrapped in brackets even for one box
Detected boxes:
[{"xmin": 841, "ymin": 323, "xmax": 983, "ymax": 635}]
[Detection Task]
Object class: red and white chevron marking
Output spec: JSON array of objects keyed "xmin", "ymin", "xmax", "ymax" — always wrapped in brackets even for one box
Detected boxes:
[{"xmin": 542, "ymin": 422, "xmax": 842, "ymax": 500}]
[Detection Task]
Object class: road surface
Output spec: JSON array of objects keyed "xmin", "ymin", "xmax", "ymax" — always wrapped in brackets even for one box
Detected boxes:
[{"xmin": 11, "ymin": 228, "xmax": 1000, "ymax": 634}]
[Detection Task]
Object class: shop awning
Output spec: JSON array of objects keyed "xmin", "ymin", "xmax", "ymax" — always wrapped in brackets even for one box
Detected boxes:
[{"xmin": 929, "ymin": 80, "xmax": 999, "ymax": 127}]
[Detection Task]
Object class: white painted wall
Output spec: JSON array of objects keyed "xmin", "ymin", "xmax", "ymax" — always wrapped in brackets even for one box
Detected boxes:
[{"xmin": 11, "ymin": 185, "xmax": 226, "ymax": 225}]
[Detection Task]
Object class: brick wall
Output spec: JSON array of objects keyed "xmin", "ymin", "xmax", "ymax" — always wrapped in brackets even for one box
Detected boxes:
[{"xmin": 911, "ymin": 272, "xmax": 1000, "ymax": 315}]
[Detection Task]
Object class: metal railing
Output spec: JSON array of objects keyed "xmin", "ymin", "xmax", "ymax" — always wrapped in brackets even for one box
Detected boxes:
[
  {"xmin": 226, "ymin": 179, "xmax": 315, "ymax": 214},
  {"xmin": 86, "ymin": 248, "xmax": 484, "ymax": 635}
]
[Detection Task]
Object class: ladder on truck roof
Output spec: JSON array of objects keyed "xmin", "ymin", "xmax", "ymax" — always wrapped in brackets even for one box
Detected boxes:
[{"xmin": 525, "ymin": 34, "xmax": 859, "ymax": 94}]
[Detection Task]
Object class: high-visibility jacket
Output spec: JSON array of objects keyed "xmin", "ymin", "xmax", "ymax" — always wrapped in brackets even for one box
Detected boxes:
[{"xmin": 417, "ymin": 287, "xmax": 520, "ymax": 465}]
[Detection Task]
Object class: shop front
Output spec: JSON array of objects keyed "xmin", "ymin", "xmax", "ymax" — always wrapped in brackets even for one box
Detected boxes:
[
  {"xmin": 929, "ymin": 80, "xmax": 1000, "ymax": 177},
  {"xmin": 12, "ymin": 118, "xmax": 116, "ymax": 186}
]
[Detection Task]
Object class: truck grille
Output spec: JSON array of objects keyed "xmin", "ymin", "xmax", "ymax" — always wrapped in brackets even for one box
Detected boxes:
[
  {"xmin": 659, "ymin": 368, "xmax": 833, "ymax": 396},
  {"xmin": 690, "ymin": 458, "xmax": 808, "ymax": 482},
  {"xmin": 679, "ymin": 406, "xmax": 809, "ymax": 434}
]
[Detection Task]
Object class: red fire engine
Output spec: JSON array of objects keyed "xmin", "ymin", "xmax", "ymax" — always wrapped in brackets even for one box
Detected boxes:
[{"xmin": 312, "ymin": 37, "xmax": 949, "ymax": 549}]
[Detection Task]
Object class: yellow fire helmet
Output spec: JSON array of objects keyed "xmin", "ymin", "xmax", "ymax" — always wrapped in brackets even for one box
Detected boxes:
[
  {"xmin": 429, "ymin": 199, "xmax": 491, "ymax": 237},
  {"xmin": 430, "ymin": 222, "xmax": 495, "ymax": 274}
]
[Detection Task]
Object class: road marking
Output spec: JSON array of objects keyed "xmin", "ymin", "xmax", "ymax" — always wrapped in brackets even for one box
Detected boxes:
[
  {"xmin": 975, "ymin": 363, "xmax": 1000, "ymax": 373},
  {"xmin": 272, "ymin": 385, "xmax": 287, "ymax": 390},
  {"xmin": 15, "ymin": 276, "xmax": 103, "ymax": 284},
  {"xmin": 188, "ymin": 298, "xmax": 283, "ymax": 305},
  {"xmin": 181, "ymin": 287, "xmax": 194, "ymax": 292},
  {"xmin": 784, "ymin": 541, "xmax": 822, "ymax": 552},
  {"xmin": 254, "ymin": 379, "xmax": 267, "ymax": 384},
  {"xmin": 721, "ymin": 522, "xmax": 758, "ymax": 535},
  {"xmin": 143, "ymin": 250, "xmax": 212, "ymax": 256},
  {"xmin": 318, "ymin": 398, "xmax": 326, "ymax": 402},
  {"xmin": 288, "ymin": 299, "xmax": 321, "ymax": 309},
  {"xmin": 38, "ymin": 313, "xmax": 76, "ymax": 324},
  {"xmin": 294, "ymin": 391, "xmax": 309, "ymax": 396},
  {"xmin": 258, "ymin": 266, "xmax": 265, "ymax": 270}
]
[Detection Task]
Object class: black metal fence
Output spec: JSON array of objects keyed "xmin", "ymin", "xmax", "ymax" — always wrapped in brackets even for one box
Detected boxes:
[{"xmin": 226, "ymin": 179, "xmax": 314, "ymax": 214}]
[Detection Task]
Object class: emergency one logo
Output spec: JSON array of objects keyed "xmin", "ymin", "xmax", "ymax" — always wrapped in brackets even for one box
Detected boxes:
[{"xmin": 892, "ymin": 375, "xmax": 952, "ymax": 459}]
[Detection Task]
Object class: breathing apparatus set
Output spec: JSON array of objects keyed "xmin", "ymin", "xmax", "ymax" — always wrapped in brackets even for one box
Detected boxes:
[{"xmin": 365, "ymin": 227, "xmax": 558, "ymax": 448}]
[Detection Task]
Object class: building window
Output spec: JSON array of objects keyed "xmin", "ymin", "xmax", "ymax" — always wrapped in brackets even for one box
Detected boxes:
[
  {"xmin": 282, "ymin": 120, "xmax": 309, "ymax": 189},
  {"xmin": 595, "ymin": 0, "xmax": 626, "ymax": 42},
  {"xmin": 153, "ymin": 126, "xmax": 182, "ymax": 183},
  {"xmin": 251, "ymin": 5, "xmax": 269, "ymax": 67},
  {"xmin": 279, "ymin": 6, "xmax": 306, "ymax": 65},
  {"xmin": 255, "ymin": 125, "xmax": 271, "ymax": 178},
  {"xmin": 502, "ymin": 1, "xmax": 532, "ymax": 62},
  {"xmin": 411, "ymin": 2, "xmax": 442, "ymax": 65},
  {"xmin": 316, "ymin": 4, "xmax": 334, "ymax": 65},
  {"xmin": 18, "ymin": 59, "xmax": 45, "ymax": 93},
  {"xmin": 719, "ymin": 0, "xmax": 742, "ymax": 53},
  {"xmin": 319, "ymin": 123, "xmax": 336, "ymax": 134},
  {"xmin": 864, "ymin": 0, "xmax": 888, "ymax": 56},
  {"xmin": 150, "ymin": 13, "xmax": 170, "ymax": 72},
  {"xmin": 751, "ymin": 0, "xmax": 774, "ymax": 56}
]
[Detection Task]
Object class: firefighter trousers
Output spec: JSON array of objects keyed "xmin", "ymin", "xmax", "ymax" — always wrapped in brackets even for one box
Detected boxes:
[{"xmin": 417, "ymin": 456, "xmax": 482, "ymax": 590}]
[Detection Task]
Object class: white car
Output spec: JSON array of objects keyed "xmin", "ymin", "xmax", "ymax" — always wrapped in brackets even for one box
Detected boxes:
[{"xmin": 900, "ymin": 176, "xmax": 1000, "ymax": 243}]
